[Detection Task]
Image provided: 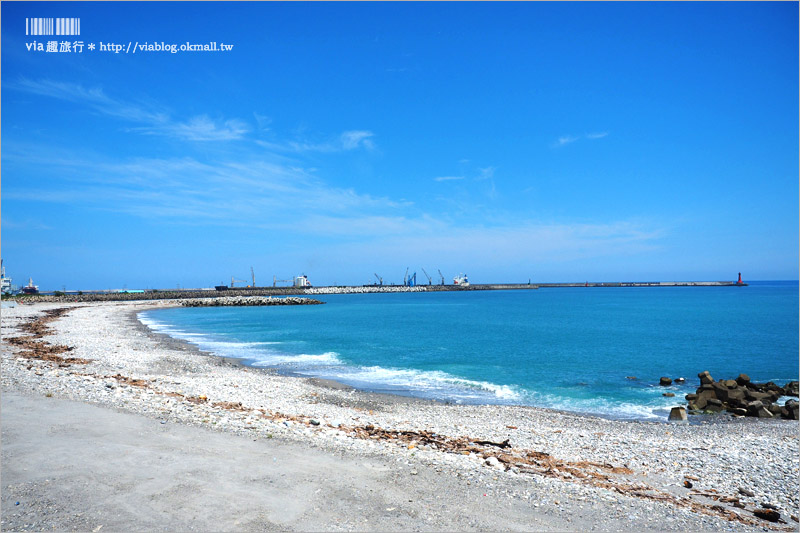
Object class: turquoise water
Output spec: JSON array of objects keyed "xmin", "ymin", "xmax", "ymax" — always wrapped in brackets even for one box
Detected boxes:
[{"xmin": 140, "ymin": 281, "xmax": 798, "ymax": 420}]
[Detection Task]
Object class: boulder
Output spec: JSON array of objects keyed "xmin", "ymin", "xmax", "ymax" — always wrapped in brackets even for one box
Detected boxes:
[
  {"xmin": 697, "ymin": 389, "xmax": 717, "ymax": 403},
  {"xmin": 663, "ymin": 392, "xmax": 675, "ymax": 397},
  {"xmin": 754, "ymin": 405, "xmax": 774, "ymax": 418},
  {"xmin": 698, "ymin": 371, "xmax": 714, "ymax": 385},
  {"xmin": 675, "ymin": 377, "xmax": 685, "ymax": 383},
  {"xmin": 745, "ymin": 390, "xmax": 772, "ymax": 402},
  {"xmin": 685, "ymin": 393, "xmax": 698, "ymax": 402},
  {"xmin": 691, "ymin": 397, "xmax": 707, "ymax": 410},
  {"xmin": 723, "ymin": 379, "xmax": 738, "ymax": 388},
  {"xmin": 659, "ymin": 377, "xmax": 673, "ymax": 386},
  {"xmin": 736, "ymin": 373, "xmax": 751, "ymax": 386},
  {"xmin": 727, "ymin": 407, "xmax": 747, "ymax": 417},
  {"xmin": 718, "ymin": 387, "xmax": 745, "ymax": 405},
  {"xmin": 668, "ymin": 406, "xmax": 688, "ymax": 422},
  {"xmin": 705, "ymin": 398, "xmax": 724, "ymax": 413},
  {"xmin": 784, "ymin": 381, "xmax": 798, "ymax": 397},
  {"xmin": 768, "ymin": 403, "xmax": 783, "ymax": 416},
  {"xmin": 784, "ymin": 400, "xmax": 799, "ymax": 420}
]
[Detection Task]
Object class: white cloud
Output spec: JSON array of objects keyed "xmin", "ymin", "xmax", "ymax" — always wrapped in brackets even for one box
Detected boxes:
[
  {"xmin": 137, "ymin": 116, "xmax": 250, "ymax": 141},
  {"xmin": 12, "ymin": 78, "xmax": 248, "ymax": 141},
  {"xmin": 433, "ymin": 176, "xmax": 464, "ymax": 182},
  {"xmin": 556, "ymin": 135, "xmax": 580, "ymax": 146},
  {"xmin": 340, "ymin": 130, "xmax": 375, "ymax": 150},
  {"xmin": 553, "ymin": 132, "xmax": 610, "ymax": 147}
]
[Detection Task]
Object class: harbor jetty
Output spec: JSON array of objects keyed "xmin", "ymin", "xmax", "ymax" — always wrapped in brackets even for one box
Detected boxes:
[{"xmin": 7, "ymin": 278, "xmax": 748, "ymax": 303}]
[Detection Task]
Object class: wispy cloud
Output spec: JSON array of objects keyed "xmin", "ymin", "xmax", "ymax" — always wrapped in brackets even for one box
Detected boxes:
[
  {"xmin": 476, "ymin": 166, "xmax": 495, "ymax": 181},
  {"xmin": 259, "ymin": 130, "xmax": 376, "ymax": 153},
  {"xmin": 553, "ymin": 131, "xmax": 610, "ymax": 147},
  {"xmin": 12, "ymin": 78, "xmax": 249, "ymax": 141},
  {"xmin": 556, "ymin": 135, "xmax": 580, "ymax": 147},
  {"xmin": 340, "ymin": 130, "xmax": 375, "ymax": 150},
  {"xmin": 433, "ymin": 176, "xmax": 464, "ymax": 182},
  {"xmin": 134, "ymin": 115, "xmax": 250, "ymax": 141}
]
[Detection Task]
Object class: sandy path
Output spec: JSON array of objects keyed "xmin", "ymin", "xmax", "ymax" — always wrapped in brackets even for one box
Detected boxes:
[{"xmin": 2, "ymin": 392, "xmax": 573, "ymax": 532}]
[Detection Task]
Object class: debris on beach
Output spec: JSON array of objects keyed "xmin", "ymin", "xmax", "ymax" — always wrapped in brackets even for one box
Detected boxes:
[{"xmin": 6, "ymin": 307, "xmax": 91, "ymax": 366}]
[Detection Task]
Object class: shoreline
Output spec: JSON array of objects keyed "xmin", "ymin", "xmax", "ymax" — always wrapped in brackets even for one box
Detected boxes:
[
  {"xmin": 135, "ymin": 303, "xmax": 794, "ymax": 424},
  {"xmin": 2, "ymin": 301, "xmax": 798, "ymax": 531}
]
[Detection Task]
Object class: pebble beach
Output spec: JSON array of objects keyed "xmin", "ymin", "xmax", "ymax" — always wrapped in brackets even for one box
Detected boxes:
[{"xmin": 2, "ymin": 300, "xmax": 798, "ymax": 531}]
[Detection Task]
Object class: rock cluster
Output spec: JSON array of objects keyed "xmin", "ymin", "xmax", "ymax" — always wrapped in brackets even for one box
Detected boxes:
[
  {"xmin": 176, "ymin": 296, "xmax": 323, "ymax": 307},
  {"xmin": 685, "ymin": 371, "xmax": 798, "ymax": 419}
]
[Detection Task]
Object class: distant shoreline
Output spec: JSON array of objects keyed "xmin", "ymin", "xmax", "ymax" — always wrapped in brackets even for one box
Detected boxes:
[{"xmin": 5, "ymin": 279, "xmax": 753, "ymax": 303}]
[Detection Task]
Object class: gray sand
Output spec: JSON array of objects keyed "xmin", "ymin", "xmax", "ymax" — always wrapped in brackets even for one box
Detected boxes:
[{"xmin": 2, "ymin": 392, "xmax": 577, "ymax": 532}]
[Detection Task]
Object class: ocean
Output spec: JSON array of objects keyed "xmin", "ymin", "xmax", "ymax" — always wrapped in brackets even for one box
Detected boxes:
[{"xmin": 139, "ymin": 281, "xmax": 798, "ymax": 421}]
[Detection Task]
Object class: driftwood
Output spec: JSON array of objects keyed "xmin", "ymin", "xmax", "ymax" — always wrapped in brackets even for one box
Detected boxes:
[{"xmin": 6, "ymin": 307, "xmax": 91, "ymax": 366}]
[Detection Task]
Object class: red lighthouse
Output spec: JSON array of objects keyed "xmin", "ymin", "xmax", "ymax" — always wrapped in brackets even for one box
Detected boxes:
[{"xmin": 737, "ymin": 272, "xmax": 743, "ymax": 284}]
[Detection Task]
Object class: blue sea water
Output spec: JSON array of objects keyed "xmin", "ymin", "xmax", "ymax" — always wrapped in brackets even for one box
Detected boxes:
[{"xmin": 139, "ymin": 281, "xmax": 798, "ymax": 421}]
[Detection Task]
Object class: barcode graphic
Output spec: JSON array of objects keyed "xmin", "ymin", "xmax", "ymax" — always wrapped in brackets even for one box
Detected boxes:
[{"xmin": 26, "ymin": 17, "xmax": 80, "ymax": 36}]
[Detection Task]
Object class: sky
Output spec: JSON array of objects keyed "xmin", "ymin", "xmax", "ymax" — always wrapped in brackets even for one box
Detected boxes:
[{"xmin": 1, "ymin": 1, "xmax": 798, "ymax": 290}]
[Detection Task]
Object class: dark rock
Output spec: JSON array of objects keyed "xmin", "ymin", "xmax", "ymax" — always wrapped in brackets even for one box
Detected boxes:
[
  {"xmin": 784, "ymin": 401, "xmax": 799, "ymax": 420},
  {"xmin": 738, "ymin": 487, "xmax": 755, "ymax": 497},
  {"xmin": 753, "ymin": 509, "xmax": 781, "ymax": 522},
  {"xmin": 310, "ymin": 419, "xmax": 320, "ymax": 426},
  {"xmin": 723, "ymin": 379, "xmax": 738, "ymax": 388},
  {"xmin": 687, "ymin": 402, "xmax": 699, "ymax": 411},
  {"xmin": 685, "ymin": 393, "xmax": 698, "ymax": 402},
  {"xmin": 727, "ymin": 407, "xmax": 747, "ymax": 417},
  {"xmin": 705, "ymin": 399, "xmax": 724, "ymax": 413},
  {"xmin": 663, "ymin": 392, "xmax": 675, "ymax": 397},
  {"xmin": 699, "ymin": 383, "xmax": 715, "ymax": 391},
  {"xmin": 683, "ymin": 480, "xmax": 693, "ymax": 488},
  {"xmin": 755, "ymin": 405, "xmax": 774, "ymax": 418},
  {"xmin": 668, "ymin": 406, "xmax": 688, "ymax": 422},
  {"xmin": 745, "ymin": 390, "xmax": 772, "ymax": 402},
  {"xmin": 736, "ymin": 373, "xmax": 750, "ymax": 386},
  {"xmin": 784, "ymin": 381, "xmax": 798, "ymax": 397},
  {"xmin": 693, "ymin": 397, "xmax": 708, "ymax": 410},
  {"xmin": 697, "ymin": 371, "xmax": 714, "ymax": 385},
  {"xmin": 768, "ymin": 403, "xmax": 783, "ymax": 416},
  {"xmin": 625, "ymin": 376, "xmax": 637, "ymax": 380},
  {"xmin": 674, "ymin": 377, "xmax": 685, "ymax": 383},
  {"xmin": 659, "ymin": 377, "xmax": 672, "ymax": 386}
]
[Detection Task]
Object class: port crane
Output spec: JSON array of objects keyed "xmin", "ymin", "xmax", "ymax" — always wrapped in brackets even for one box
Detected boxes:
[
  {"xmin": 231, "ymin": 276, "xmax": 248, "ymax": 288},
  {"xmin": 437, "ymin": 269, "xmax": 446, "ymax": 285},
  {"xmin": 421, "ymin": 268, "xmax": 432, "ymax": 285},
  {"xmin": 374, "ymin": 273, "xmax": 383, "ymax": 286},
  {"xmin": 250, "ymin": 267, "xmax": 256, "ymax": 288},
  {"xmin": 403, "ymin": 268, "xmax": 409, "ymax": 285},
  {"xmin": 273, "ymin": 275, "xmax": 293, "ymax": 287}
]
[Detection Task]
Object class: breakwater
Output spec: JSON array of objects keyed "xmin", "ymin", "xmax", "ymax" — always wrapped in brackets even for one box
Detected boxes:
[{"xmin": 7, "ymin": 280, "xmax": 747, "ymax": 303}]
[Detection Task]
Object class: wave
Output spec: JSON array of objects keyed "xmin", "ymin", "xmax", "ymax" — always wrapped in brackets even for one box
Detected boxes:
[{"xmin": 137, "ymin": 310, "xmax": 687, "ymax": 420}]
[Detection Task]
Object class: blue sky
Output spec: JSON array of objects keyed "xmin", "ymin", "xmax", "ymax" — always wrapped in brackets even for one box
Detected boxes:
[{"xmin": 2, "ymin": 2, "xmax": 797, "ymax": 290}]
